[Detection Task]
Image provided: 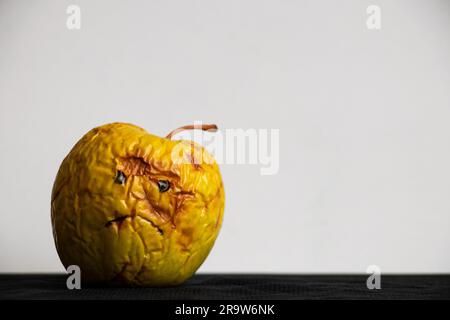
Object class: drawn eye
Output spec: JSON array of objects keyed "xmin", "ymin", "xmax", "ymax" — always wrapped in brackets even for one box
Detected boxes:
[
  {"xmin": 114, "ymin": 170, "xmax": 127, "ymax": 185},
  {"xmin": 157, "ymin": 180, "xmax": 170, "ymax": 193}
]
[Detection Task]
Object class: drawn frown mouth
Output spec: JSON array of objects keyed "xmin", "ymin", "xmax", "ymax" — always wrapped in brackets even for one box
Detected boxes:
[
  {"xmin": 105, "ymin": 215, "xmax": 128, "ymax": 227},
  {"xmin": 105, "ymin": 215, "xmax": 164, "ymax": 235}
]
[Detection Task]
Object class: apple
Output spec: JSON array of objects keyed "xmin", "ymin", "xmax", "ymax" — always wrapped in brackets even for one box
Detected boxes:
[{"xmin": 51, "ymin": 123, "xmax": 225, "ymax": 286}]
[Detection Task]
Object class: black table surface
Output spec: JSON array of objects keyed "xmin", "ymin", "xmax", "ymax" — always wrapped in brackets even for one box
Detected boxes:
[{"xmin": 0, "ymin": 274, "xmax": 449, "ymax": 300}]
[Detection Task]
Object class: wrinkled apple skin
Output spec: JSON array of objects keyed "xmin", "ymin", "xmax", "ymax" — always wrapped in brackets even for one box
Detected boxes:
[{"xmin": 51, "ymin": 123, "xmax": 225, "ymax": 286}]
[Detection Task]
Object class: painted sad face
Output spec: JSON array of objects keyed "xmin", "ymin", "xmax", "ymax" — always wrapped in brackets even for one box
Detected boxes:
[{"xmin": 51, "ymin": 123, "xmax": 224, "ymax": 286}]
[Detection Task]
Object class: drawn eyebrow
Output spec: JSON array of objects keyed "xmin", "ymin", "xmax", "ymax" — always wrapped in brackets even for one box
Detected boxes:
[{"xmin": 118, "ymin": 156, "xmax": 180, "ymax": 179}]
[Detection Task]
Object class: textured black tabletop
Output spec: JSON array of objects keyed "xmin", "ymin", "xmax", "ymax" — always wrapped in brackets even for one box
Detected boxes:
[{"xmin": 0, "ymin": 274, "xmax": 449, "ymax": 300}]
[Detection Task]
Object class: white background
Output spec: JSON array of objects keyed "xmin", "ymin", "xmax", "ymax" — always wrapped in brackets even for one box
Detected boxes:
[{"xmin": 0, "ymin": 0, "xmax": 449, "ymax": 273}]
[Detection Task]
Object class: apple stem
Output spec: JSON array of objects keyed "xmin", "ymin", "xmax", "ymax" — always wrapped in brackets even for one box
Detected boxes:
[{"xmin": 166, "ymin": 124, "xmax": 218, "ymax": 140}]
